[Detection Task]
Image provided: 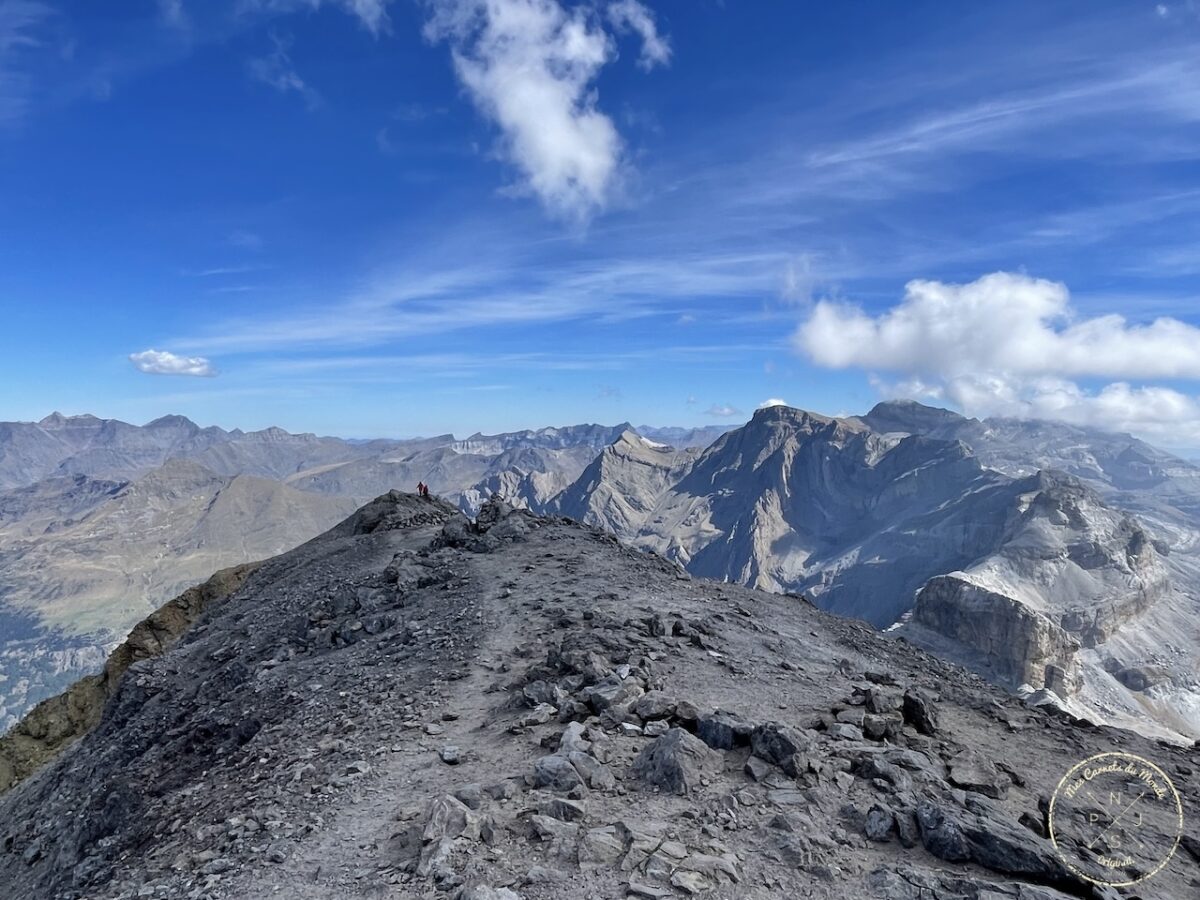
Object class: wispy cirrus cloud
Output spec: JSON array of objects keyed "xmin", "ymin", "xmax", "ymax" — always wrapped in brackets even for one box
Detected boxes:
[
  {"xmin": 248, "ymin": 31, "xmax": 319, "ymax": 108},
  {"xmin": 0, "ymin": 0, "xmax": 53, "ymax": 126},
  {"xmin": 237, "ymin": 0, "xmax": 393, "ymax": 34},
  {"xmin": 129, "ymin": 349, "xmax": 217, "ymax": 377}
]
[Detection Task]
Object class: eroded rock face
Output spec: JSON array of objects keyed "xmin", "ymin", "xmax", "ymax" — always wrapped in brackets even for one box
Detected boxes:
[{"xmin": 911, "ymin": 576, "xmax": 1082, "ymax": 693}]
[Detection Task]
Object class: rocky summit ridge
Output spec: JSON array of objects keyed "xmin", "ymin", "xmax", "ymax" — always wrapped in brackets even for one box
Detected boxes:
[{"xmin": 0, "ymin": 493, "xmax": 1196, "ymax": 899}]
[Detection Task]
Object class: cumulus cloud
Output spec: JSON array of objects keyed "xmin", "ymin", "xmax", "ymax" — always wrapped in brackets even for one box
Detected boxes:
[
  {"xmin": 705, "ymin": 403, "xmax": 741, "ymax": 418},
  {"xmin": 425, "ymin": 0, "xmax": 670, "ymax": 221},
  {"xmin": 758, "ymin": 398, "xmax": 788, "ymax": 409},
  {"xmin": 606, "ymin": 0, "xmax": 670, "ymax": 69},
  {"xmin": 797, "ymin": 272, "xmax": 1200, "ymax": 380},
  {"xmin": 129, "ymin": 349, "xmax": 217, "ymax": 377},
  {"xmin": 796, "ymin": 272, "xmax": 1200, "ymax": 449}
]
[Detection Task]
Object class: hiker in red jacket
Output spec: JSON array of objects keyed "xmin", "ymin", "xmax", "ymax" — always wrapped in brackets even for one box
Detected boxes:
[{"xmin": 417, "ymin": 481, "xmax": 426, "ymax": 497}]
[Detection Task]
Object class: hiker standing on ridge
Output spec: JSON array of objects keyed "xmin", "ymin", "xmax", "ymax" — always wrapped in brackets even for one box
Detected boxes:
[{"xmin": 416, "ymin": 481, "xmax": 425, "ymax": 497}]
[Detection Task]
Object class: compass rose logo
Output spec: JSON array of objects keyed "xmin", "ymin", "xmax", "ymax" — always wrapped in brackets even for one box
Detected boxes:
[{"xmin": 1049, "ymin": 751, "xmax": 1184, "ymax": 887}]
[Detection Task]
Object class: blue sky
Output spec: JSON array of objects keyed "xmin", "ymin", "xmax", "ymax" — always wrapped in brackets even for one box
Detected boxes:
[{"xmin": 2, "ymin": 1, "xmax": 1200, "ymax": 447}]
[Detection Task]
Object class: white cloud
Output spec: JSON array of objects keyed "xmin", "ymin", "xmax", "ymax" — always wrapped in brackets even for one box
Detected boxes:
[
  {"xmin": 705, "ymin": 403, "xmax": 741, "ymax": 418},
  {"xmin": 0, "ymin": 0, "xmax": 53, "ymax": 126},
  {"xmin": 797, "ymin": 272, "xmax": 1200, "ymax": 449},
  {"xmin": 341, "ymin": 0, "xmax": 390, "ymax": 32},
  {"xmin": 249, "ymin": 32, "xmax": 320, "ymax": 108},
  {"xmin": 129, "ymin": 349, "xmax": 217, "ymax": 377},
  {"xmin": 238, "ymin": 0, "xmax": 393, "ymax": 35},
  {"xmin": 758, "ymin": 398, "xmax": 788, "ymax": 409},
  {"xmin": 797, "ymin": 272, "xmax": 1200, "ymax": 380},
  {"xmin": 606, "ymin": 0, "xmax": 670, "ymax": 70},
  {"xmin": 425, "ymin": 0, "xmax": 669, "ymax": 221}
]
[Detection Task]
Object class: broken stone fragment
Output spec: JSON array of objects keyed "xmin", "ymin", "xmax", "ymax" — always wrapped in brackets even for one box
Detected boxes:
[
  {"xmin": 633, "ymin": 691, "xmax": 678, "ymax": 721},
  {"xmin": 558, "ymin": 721, "xmax": 591, "ymax": 755},
  {"xmin": 537, "ymin": 797, "xmax": 586, "ymax": 822},
  {"xmin": 454, "ymin": 784, "xmax": 485, "ymax": 810},
  {"xmin": 750, "ymin": 722, "xmax": 811, "ymax": 777},
  {"xmin": 948, "ymin": 751, "xmax": 1009, "ymax": 800},
  {"xmin": 864, "ymin": 804, "xmax": 894, "ymax": 842},
  {"xmin": 567, "ymin": 750, "xmax": 616, "ymax": 791},
  {"xmin": 578, "ymin": 825, "xmax": 625, "ymax": 870},
  {"xmin": 519, "ymin": 704, "xmax": 557, "ymax": 727},
  {"xmin": 531, "ymin": 754, "xmax": 585, "ymax": 793},
  {"xmin": 695, "ymin": 710, "xmax": 753, "ymax": 750}
]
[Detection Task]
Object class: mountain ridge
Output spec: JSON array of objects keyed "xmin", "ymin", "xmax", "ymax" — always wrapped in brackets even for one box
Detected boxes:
[{"xmin": 0, "ymin": 493, "xmax": 1196, "ymax": 899}]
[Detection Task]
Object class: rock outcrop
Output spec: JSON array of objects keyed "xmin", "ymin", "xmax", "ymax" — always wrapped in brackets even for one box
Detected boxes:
[{"xmin": 0, "ymin": 563, "xmax": 256, "ymax": 795}]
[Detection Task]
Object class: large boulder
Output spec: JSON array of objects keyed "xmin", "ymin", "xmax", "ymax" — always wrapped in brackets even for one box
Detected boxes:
[{"xmin": 633, "ymin": 728, "xmax": 722, "ymax": 795}]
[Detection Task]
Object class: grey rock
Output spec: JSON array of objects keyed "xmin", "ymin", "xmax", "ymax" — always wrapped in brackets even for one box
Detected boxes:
[
  {"xmin": 558, "ymin": 722, "xmax": 591, "ymax": 754},
  {"xmin": 948, "ymin": 751, "xmax": 1008, "ymax": 799},
  {"xmin": 696, "ymin": 710, "xmax": 753, "ymax": 750},
  {"xmin": 902, "ymin": 690, "xmax": 939, "ymax": 735},
  {"xmin": 484, "ymin": 780, "xmax": 520, "ymax": 801},
  {"xmin": 538, "ymin": 797, "xmax": 586, "ymax": 822},
  {"xmin": 915, "ymin": 802, "xmax": 970, "ymax": 862},
  {"xmin": 578, "ymin": 825, "xmax": 626, "ymax": 870},
  {"xmin": 633, "ymin": 727, "xmax": 722, "ymax": 795},
  {"xmin": 633, "ymin": 691, "xmax": 677, "ymax": 721},
  {"xmin": 750, "ymin": 722, "xmax": 811, "ymax": 777},
  {"xmin": 743, "ymin": 756, "xmax": 774, "ymax": 782},
  {"xmin": 827, "ymin": 723, "xmax": 864, "ymax": 741},
  {"xmin": 567, "ymin": 751, "xmax": 616, "ymax": 791},
  {"xmin": 532, "ymin": 754, "xmax": 585, "ymax": 792},
  {"xmin": 454, "ymin": 784, "xmax": 485, "ymax": 810},
  {"xmin": 582, "ymin": 677, "xmax": 643, "ymax": 713},
  {"xmin": 644, "ymin": 720, "xmax": 669, "ymax": 738},
  {"xmin": 519, "ymin": 703, "xmax": 557, "ymax": 727},
  {"xmin": 864, "ymin": 804, "xmax": 894, "ymax": 842}
]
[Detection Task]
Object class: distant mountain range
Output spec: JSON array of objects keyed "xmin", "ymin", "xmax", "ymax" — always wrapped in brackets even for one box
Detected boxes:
[
  {"xmin": 0, "ymin": 414, "xmax": 730, "ymax": 728},
  {"xmin": 1, "ymin": 405, "xmax": 1197, "ymax": 743}
]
